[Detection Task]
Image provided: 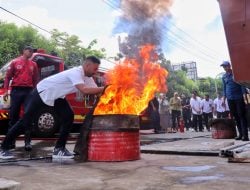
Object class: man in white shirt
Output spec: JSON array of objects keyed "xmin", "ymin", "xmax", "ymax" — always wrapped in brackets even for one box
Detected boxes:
[
  {"xmin": 190, "ymin": 91, "xmax": 203, "ymax": 132},
  {"xmin": 214, "ymin": 93, "xmax": 225, "ymax": 118},
  {"xmin": 201, "ymin": 94, "xmax": 214, "ymax": 131},
  {"xmin": 0, "ymin": 56, "xmax": 104, "ymax": 159}
]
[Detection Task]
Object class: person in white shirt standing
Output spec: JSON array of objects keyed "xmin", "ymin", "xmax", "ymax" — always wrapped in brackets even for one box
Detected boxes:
[
  {"xmin": 201, "ymin": 94, "xmax": 214, "ymax": 131},
  {"xmin": 214, "ymin": 93, "xmax": 225, "ymax": 118},
  {"xmin": 0, "ymin": 56, "xmax": 104, "ymax": 159},
  {"xmin": 190, "ymin": 91, "xmax": 203, "ymax": 132}
]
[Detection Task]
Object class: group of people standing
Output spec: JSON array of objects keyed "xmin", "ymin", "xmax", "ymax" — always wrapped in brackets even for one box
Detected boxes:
[
  {"xmin": 188, "ymin": 91, "xmax": 230, "ymax": 132},
  {"xmin": 1, "ymin": 47, "xmax": 249, "ymax": 161},
  {"xmin": 147, "ymin": 60, "xmax": 249, "ymax": 142},
  {"xmin": 148, "ymin": 91, "xmax": 230, "ymax": 134}
]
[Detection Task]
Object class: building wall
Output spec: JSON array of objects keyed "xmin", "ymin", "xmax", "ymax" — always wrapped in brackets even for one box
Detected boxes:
[{"xmin": 172, "ymin": 61, "xmax": 198, "ymax": 80}]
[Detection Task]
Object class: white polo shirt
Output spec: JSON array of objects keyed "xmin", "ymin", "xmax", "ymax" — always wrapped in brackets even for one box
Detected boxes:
[
  {"xmin": 214, "ymin": 98, "xmax": 225, "ymax": 112},
  {"xmin": 37, "ymin": 66, "xmax": 97, "ymax": 106},
  {"xmin": 201, "ymin": 99, "xmax": 213, "ymax": 113},
  {"xmin": 190, "ymin": 96, "xmax": 202, "ymax": 115}
]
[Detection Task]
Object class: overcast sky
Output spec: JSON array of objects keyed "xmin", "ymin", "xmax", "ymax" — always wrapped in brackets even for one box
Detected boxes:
[{"xmin": 0, "ymin": 0, "xmax": 230, "ymax": 78}]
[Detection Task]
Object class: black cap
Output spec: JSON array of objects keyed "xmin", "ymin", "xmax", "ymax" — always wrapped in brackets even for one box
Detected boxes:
[
  {"xmin": 220, "ymin": 61, "xmax": 230, "ymax": 67},
  {"xmin": 23, "ymin": 45, "xmax": 34, "ymax": 51}
]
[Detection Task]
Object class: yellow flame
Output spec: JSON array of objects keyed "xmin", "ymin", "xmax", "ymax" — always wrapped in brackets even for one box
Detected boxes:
[{"xmin": 94, "ymin": 44, "xmax": 168, "ymax": 115}]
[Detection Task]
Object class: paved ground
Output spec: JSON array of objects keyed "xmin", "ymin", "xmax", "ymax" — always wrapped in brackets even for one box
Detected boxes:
[{"xmin": 0, "ymin": 131, "xmax": 249, "ymax": 190}]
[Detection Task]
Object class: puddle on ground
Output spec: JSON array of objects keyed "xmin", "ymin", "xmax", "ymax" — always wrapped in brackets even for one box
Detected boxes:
[
  {"xmin": 161, "ymin": 165, "xmax": 215, "ymax": 172},
  {"xmin": 181, "ymin": 174, "xmax": 223, "ymax": 184}
]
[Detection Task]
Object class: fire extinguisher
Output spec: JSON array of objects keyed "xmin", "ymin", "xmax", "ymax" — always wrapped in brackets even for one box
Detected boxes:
[{"xmin": 179, "ymin": 117, "xmax": 185, "ymax": 133}]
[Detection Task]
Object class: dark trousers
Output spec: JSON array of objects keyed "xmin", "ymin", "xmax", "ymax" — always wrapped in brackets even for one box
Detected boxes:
[
  {"xmin": 150, "ymin": 110, "xmax": 161, "ymax": 132},
  {"xmin": 1, "ymin": 88, "xmax": 74, "ymax": 150},
  {"xmin": 192, "ymin": 114, "xmax": 203, "ymax": 131},
  {"xmin": 171, "ymin": 110, "xmax": 181, "ymax": 129},
  {"xmin": 227, "ymin": 98, "xmax": 248, "ymax": 138},
  {"xmin": 216, "ymin": 111, "xmax": 224, "ymax": 119},
  {"xmin": 182, "ymin": 111, "xmax": 192, "ymax": 130},
  {"xmin": 222, "ymin": 111, "xmax": 230, "ymax": 118},
  {"xmin": 203, "ymin": 112, "xmax": 213, "ymax": 131},
  {"xmin": 9, "ymin": 87, "xmax": 32, "ymax": 128}
]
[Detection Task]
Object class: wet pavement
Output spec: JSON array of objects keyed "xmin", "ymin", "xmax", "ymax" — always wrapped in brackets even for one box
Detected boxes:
[{"xmin": 0, "ymin": 131, "xmax": 250, "ymax": 190}]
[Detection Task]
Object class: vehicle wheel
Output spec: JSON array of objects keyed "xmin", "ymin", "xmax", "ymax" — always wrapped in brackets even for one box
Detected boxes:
[{"xmin": 32, "ymin": 107, "xmax": 59, "ymax": 137}]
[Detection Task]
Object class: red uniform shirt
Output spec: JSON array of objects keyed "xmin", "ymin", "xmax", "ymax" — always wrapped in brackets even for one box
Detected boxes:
[{"xmin": 4, "ymin": 56, "xmax": 39, "ymax": 89}]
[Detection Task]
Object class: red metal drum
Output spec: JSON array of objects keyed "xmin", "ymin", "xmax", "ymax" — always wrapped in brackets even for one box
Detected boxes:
[
  {"xmin": 210, "ymin": 118, "xmax": 237, "ymax": 139},
  {"xmin": 88, "ymin": 114, "xmax": 140, "ymax": 161}
]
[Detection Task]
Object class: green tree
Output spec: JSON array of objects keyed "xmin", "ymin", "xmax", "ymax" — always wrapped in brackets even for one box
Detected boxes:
[
  {"xmin": 158, "ymin": 53, "xmax": 198, "ymax": 98},
  {"xmin": 0, "ymin": 22, "xmax": 56, "ymax": 67},
  {"xmin": 157, "ymin": 54, "xmax": 225, "ymax": 99},
  {"xmin": 158, "ymin": 52, "xmax": 172, "ymax": 72},
  {"xmin": 167, "ymin": 70, "xmax": 198, "ymax": 98},
  {"xmin": 0, "ymin": 22, "xmax": 107, "ymax": 68},
  {"xmin": 196, "ymin": 77, "xmax": 223, "ymax": 99},
  {"xmin": 50, "ymin": 29, "xmax": 106, "ymax": 66},
  {"xmin": 215, "ymin": 78, "xmax": 223, "ymax": 95},
  {"xmin": 0, "ymin": 22, "xmax": 21, "ymax": 66}
]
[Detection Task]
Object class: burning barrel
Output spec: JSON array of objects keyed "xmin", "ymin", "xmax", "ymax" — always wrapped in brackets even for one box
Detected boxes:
[
  {"xmin": 89, "ymin": 45, "xmax": 168, "ymax": 161},
  {"xmin": 88, "ymin": 114, "xmax": 140, "ymax": 161}
]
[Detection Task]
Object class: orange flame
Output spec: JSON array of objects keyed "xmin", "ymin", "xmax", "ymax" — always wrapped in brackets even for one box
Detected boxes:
[{"xmin": 94, "ymin": 44, "xmax": 168, "ymax": 115}]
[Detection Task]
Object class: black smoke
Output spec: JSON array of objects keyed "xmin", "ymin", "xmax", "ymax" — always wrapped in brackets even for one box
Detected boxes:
[{"xmin": 113, "ymin": 0, "xmax": 174, "ymax": 58}]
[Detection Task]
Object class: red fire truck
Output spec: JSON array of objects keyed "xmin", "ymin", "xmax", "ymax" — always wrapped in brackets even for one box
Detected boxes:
[{"xmin": 0, "ymin": 50, "xmax": 106, "ymax": 137}]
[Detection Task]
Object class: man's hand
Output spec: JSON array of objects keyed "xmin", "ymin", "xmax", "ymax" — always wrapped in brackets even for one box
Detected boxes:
[
  {"xmin": 243, "ymin": 93, "xmax": 249, "ymax": 104},
  {"xmin": 99, "ymin": 85, "xmax": 111, "ymax": 96},
  {"xmin": 103, "ymin": 84, "xmax": 110, "ymax": 92}
]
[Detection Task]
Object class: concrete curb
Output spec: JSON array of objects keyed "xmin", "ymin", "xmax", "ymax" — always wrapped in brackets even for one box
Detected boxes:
[{"xmin": 141, "ymin": 149, "xmax": 219, "ymax": 156}]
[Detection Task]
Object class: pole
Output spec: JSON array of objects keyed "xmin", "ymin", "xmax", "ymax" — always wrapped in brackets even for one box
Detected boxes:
[{"xmin": 214, "ymin": 72, "xmax": 224, "ymax": 95}]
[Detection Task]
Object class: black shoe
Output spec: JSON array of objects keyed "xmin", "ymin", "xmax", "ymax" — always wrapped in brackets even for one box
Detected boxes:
[
  {"xmin": 0, "ymin": 150, "xmax": 14, "ymax": 159},
  {"xmin": 9, "ymin": 144, "xmax": 16, "ymax": 150},
  {"xmin": 52, "ymin": 148, "xmax": 74, "ymax": 159},
  {"xmin": 155, "ymin": 131, "xmax": 165, "ymax": 134},
  {"xmin": 242, "ymin": 137, "xmax": 249, "ymax": 141},
  {"xmin": 235, "ymin": 136, "xmax": 242, "ymax": 140},
  {"xmin": 24, "ymin": 131, "xmax": 32, "ymax": 151},
  {"xmin": 24, "ymin": 143, "xmax": 32, "ymax": 151}
]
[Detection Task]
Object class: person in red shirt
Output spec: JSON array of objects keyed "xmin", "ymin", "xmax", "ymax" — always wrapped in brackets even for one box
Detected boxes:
[{"xmin": 3, "ymin": 45, "xmax": 39, "ymax": 151}]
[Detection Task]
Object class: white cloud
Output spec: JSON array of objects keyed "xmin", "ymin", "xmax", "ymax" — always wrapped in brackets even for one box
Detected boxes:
[
  {"xmin": 0, "ymin": 5, "xmax": 80, "ymax": 37},
  {"xmin": 0, "ymin": 4, "xmax": 120, "ymax": 57},
  {"xmin": 171, "ymin": 0, "xmax": 220, "ymax": 31},
  {"xmin": 94, "ymin": 35, "xmax": 120, "ymax": 56},
  {"xmin": 0, "ymin": 0, "xmax": 230, "ymax": 78},
  {"xmin": 166, "ymin": 0, "xmax": 230, "ymax": 78}
]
